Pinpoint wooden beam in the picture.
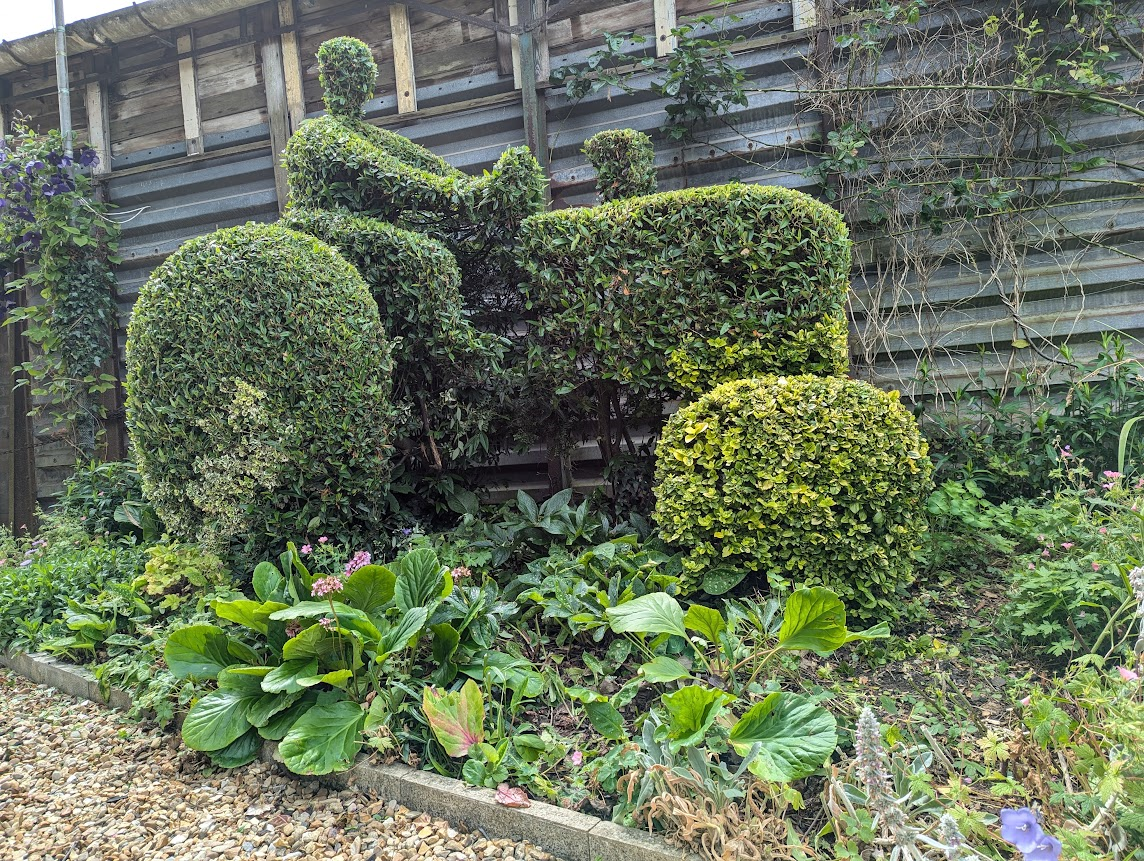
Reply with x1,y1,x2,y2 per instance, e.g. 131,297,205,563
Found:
653,0,677,57
84,85,111,176
277,0,306,134
177,31,204,157
493,0,513,76
509,0,549,89
261,34,291,209
0,77,11,148
390,4,418,114
793,0,817,30
509,0,522,89
517,0,548,172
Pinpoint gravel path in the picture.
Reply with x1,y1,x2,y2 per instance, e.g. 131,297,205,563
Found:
0,670,564,861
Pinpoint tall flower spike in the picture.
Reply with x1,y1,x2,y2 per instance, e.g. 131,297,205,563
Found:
938,813,966,861
853,707,911,839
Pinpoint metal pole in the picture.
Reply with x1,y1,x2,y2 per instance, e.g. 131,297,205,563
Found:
54,0,72,157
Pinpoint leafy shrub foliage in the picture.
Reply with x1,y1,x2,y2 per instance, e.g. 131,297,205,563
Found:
280,208,509,488
125,222,395,551
518,183,852,401
59,459,158,540
653,375,932,618
583,129,657,202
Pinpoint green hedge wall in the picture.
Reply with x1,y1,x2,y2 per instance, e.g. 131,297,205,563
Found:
653,375,932,619
517,183,852,401
125,223,396,551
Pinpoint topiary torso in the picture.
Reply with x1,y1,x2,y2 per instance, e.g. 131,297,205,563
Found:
125,222,396,552
653,375,933,619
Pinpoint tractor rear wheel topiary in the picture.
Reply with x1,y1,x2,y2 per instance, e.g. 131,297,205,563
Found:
125,222,396,553
653,375,933,619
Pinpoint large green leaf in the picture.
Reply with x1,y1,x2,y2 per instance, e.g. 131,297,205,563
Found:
584,701,626,740
269,601,367,623
164,624,238,680
182,686,261,751
258,690,318,740
296,668,354,689
683,604,726,643
423,679,485,757
728,692,838,782
278,699,365,775
394,549,452,612
606,593,687,638
246,689,303,728
662,685,729,747
208,727,263,768
341,564,396,615
262,658,319,694
777,588,849,653
378,607,429,657
252,561,287,603
213,598,289,635
638,656,693,684
282,623,344,662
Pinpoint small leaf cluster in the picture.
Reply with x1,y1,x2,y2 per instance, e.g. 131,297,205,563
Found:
124,223,397,553
582,129,657,202
654,375,933,619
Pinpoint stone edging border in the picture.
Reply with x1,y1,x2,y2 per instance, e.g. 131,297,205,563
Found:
0,651,696,861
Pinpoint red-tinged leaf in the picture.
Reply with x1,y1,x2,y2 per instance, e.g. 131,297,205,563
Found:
495,784,530,808
422,679,485,757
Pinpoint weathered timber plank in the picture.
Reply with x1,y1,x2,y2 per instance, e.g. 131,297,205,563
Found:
391,4,418,113
178,32,205,156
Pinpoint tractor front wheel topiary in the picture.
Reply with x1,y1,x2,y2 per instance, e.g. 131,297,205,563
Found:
653,375,933,620
124,222,396,555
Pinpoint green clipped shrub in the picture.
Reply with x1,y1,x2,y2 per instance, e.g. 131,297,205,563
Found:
317,36,377,118
125,222,396,552
518,183,852,401
285,119,545,250
280,208,509,487
285,38,546,330
653,375,933,619
583,128,657,202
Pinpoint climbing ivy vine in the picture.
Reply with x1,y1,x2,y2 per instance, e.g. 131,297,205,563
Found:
1,119,120,457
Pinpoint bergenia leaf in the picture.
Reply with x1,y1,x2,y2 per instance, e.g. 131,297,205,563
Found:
423,679,485,757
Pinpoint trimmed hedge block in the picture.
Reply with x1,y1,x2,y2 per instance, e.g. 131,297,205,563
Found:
518,183,852,399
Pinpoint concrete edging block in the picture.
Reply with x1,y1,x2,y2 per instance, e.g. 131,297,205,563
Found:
3,650,697,861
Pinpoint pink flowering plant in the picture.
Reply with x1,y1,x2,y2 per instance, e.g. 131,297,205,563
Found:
167,542,456,776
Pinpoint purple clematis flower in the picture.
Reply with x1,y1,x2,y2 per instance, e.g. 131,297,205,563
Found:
1000,808,1043,852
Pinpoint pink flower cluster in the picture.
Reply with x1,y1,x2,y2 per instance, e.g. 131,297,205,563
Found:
344,550,371,577
311,575,345,597
1101,469,1123,490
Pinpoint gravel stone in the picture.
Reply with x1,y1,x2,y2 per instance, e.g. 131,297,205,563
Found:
0,670,564,861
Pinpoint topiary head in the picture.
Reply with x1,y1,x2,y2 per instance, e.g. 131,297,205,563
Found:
318,37,377,118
